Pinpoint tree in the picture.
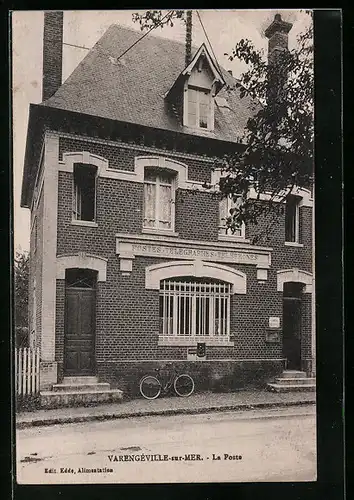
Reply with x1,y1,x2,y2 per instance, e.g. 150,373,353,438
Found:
132,10,314,243
14,250,29,347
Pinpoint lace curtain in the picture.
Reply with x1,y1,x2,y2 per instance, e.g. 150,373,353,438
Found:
159,184,172,229
144,183,156,228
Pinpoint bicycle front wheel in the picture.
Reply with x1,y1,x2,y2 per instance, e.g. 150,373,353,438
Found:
139,375,162,400
174,374,195,397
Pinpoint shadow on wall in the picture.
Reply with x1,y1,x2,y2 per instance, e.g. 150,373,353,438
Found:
113,361,283,399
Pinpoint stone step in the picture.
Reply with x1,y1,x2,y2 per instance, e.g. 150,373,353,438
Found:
41,389,123,409
52,382,111,392
267,383,316,393
61,376,99,385
278,370,307,379
274,377,316,386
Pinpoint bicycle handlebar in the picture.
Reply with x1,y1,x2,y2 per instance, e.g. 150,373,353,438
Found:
155,362,173,372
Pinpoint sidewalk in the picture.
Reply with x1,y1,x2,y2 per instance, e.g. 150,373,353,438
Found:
16,390,316,429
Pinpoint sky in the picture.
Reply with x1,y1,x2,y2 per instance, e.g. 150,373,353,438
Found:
12,9,311,252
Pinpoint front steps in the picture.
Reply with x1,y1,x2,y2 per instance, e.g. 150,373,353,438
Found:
41,376,123,409
267,370,316,393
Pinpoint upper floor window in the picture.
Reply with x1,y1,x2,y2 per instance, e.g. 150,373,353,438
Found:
72,164,97,222
285,195,300,243
143,169,175,231
219,196,246,239
187,87,212,129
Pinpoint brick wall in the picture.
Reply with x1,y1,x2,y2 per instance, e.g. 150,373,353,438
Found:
59,137,212,183
176,190,219,241
57,172,142,256
54,256,287,377
247,205,312,272
54,133,313,386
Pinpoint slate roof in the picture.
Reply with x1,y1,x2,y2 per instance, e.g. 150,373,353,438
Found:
42,24,257,144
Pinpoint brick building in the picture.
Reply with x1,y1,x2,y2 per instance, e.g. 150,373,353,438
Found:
21,12,315,406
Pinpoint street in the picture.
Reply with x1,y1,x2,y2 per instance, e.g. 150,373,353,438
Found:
16,405,317,484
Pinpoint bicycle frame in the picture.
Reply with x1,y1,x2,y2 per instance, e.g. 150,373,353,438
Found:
155,365,177,394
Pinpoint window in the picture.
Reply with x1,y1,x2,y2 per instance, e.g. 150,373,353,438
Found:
72,164,97,222
143,169,175,231
219,196,245,238
187,87,212,129
159,278,231,338
285,195,300,243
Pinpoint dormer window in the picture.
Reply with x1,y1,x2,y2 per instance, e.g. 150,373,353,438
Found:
166,43,225,133
187,87,211,129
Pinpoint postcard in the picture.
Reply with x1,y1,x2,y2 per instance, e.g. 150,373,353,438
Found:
13,9,320,485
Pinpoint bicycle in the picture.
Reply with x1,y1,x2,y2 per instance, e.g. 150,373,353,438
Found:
139,363,195,400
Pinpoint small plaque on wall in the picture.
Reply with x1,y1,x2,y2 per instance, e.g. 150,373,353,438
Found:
269,317,280,328
187,346,205,361
265,329,281,343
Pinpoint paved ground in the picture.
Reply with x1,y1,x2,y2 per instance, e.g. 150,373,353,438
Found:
16,405,317,484
16,390,316,428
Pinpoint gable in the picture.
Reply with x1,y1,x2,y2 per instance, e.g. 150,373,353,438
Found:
188,61,215,89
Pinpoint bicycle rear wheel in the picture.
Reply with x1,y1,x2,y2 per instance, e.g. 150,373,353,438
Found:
174,374,195,397
139,375,162,400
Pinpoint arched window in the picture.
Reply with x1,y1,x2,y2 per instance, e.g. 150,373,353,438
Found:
159,277,231,339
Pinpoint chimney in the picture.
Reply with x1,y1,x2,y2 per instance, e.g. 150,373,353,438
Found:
227,69,233,76
185,10,192,66
264,13,292,65
42,11,63,101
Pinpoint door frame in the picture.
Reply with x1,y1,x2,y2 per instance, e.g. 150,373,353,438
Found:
63,284,97,376
282,294,302,370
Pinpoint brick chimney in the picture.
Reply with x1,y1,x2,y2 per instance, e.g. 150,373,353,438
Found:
185,10,192,66
42,11,63,101
264,13,293,65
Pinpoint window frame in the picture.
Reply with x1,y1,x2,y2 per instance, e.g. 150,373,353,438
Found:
184,85,214,131
143,169,176,233
285,195,301,244
218,195,246,240
72,163,98,225
158,279,232,345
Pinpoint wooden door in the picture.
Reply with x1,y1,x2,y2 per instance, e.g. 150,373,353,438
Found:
64,288,96,375
283,297,302,370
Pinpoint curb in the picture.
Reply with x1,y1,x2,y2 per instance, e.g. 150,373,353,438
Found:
16,399,316,429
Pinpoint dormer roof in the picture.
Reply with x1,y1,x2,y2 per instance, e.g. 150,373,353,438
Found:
181,43,226,92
